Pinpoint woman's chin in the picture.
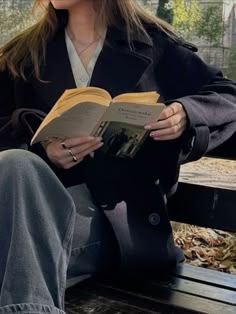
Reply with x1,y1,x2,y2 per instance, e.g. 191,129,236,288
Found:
50,0,85,10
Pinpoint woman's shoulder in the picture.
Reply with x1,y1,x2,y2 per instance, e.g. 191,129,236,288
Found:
144,23,198,53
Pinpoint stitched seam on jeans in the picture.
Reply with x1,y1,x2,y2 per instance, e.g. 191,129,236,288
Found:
0,303,65,314
61,205,76,250
71,240,105,253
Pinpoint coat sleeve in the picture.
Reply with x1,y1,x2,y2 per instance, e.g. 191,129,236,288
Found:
0,69,46,151
0,68,88,187
156,35,236,164
0,68,18,150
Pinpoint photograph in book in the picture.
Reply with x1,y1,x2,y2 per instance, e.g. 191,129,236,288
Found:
94,121,149,158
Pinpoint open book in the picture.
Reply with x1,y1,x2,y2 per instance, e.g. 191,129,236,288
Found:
31,87,165,158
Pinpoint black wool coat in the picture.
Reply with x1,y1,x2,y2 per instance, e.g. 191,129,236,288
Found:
1,25,236,199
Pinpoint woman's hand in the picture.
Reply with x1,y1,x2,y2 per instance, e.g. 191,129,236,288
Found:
42,136,103,169
145,102,187,140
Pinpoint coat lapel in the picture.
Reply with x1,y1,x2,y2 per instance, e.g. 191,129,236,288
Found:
32,30,76,110
32,26,155,108
90,26,154,97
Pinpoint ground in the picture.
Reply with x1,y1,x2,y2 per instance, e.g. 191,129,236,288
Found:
173,157,236,274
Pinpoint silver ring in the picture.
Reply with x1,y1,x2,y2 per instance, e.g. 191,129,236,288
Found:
67,149,77,162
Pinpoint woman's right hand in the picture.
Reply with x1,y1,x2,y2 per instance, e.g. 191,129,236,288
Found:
42,136,103,169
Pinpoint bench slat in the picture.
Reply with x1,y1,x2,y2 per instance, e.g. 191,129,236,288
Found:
66,281,192,314
97,283,236,314
98,275,236,313
65,275,236,314
174,264,236,290
152,277,236,305
168,182,236,232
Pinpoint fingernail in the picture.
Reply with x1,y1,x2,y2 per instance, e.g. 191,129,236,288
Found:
144,125,152,130
95,137,102,142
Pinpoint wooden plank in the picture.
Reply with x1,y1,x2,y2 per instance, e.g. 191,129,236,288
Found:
94,280,236,314
151,277,236,305
168,182,236,232
174,264,236,290
65,278,236,314
65,281,191,314
179,158,236,191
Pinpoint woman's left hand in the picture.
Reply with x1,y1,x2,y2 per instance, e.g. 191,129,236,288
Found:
145,102,187,140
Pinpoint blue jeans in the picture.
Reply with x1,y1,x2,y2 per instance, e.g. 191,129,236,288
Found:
0,149,116,314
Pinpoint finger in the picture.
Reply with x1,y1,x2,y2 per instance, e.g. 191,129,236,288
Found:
51,137,103,168
61,155,83,169
43,140,78,168
70,137,102,155
65,140,103,165
147,102,183,125
147,114,181,130
158,105,176,120
152,130,183,141
43,139,67,163
150,121,187,140
77,141,104,160
64,142,104,169
57,137,101,163
145,107,184,131
62,136,99,148
160,102,183,118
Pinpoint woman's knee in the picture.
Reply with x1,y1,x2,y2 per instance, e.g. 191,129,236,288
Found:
0,148,42,164
0,149,48,174
0,149,76,231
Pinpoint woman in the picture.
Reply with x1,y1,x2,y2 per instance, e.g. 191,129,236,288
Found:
0,0,236,313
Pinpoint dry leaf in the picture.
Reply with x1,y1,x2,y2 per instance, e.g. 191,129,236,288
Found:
172,222,236,274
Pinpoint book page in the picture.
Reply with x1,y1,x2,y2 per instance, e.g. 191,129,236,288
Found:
34,87,111,137
31,101,108,144
113,91,160,104
97,101,165,127
59,87,112,104
31,87,112,144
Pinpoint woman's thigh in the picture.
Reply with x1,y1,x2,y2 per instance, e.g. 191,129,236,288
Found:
66,184,119,287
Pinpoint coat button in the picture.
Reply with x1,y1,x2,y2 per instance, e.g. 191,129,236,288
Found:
148,213,160,226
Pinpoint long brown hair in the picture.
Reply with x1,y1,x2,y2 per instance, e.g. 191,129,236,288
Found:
0,0,175,80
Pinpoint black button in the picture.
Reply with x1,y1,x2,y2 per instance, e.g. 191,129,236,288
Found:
148,213,160,226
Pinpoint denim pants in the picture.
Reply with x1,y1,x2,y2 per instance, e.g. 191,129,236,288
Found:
0,149,117,314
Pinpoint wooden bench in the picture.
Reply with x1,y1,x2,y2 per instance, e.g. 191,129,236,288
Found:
65,133,236,314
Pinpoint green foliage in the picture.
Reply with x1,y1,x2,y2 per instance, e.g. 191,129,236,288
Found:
156,0,174,25
0,0,35,45
196,5,227,47
227,45,236,80
172,0,201,40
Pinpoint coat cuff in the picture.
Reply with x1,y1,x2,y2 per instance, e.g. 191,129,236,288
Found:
178,126,209,164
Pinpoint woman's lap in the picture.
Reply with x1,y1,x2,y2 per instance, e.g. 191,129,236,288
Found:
0,149,118,308
66,184,118,287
